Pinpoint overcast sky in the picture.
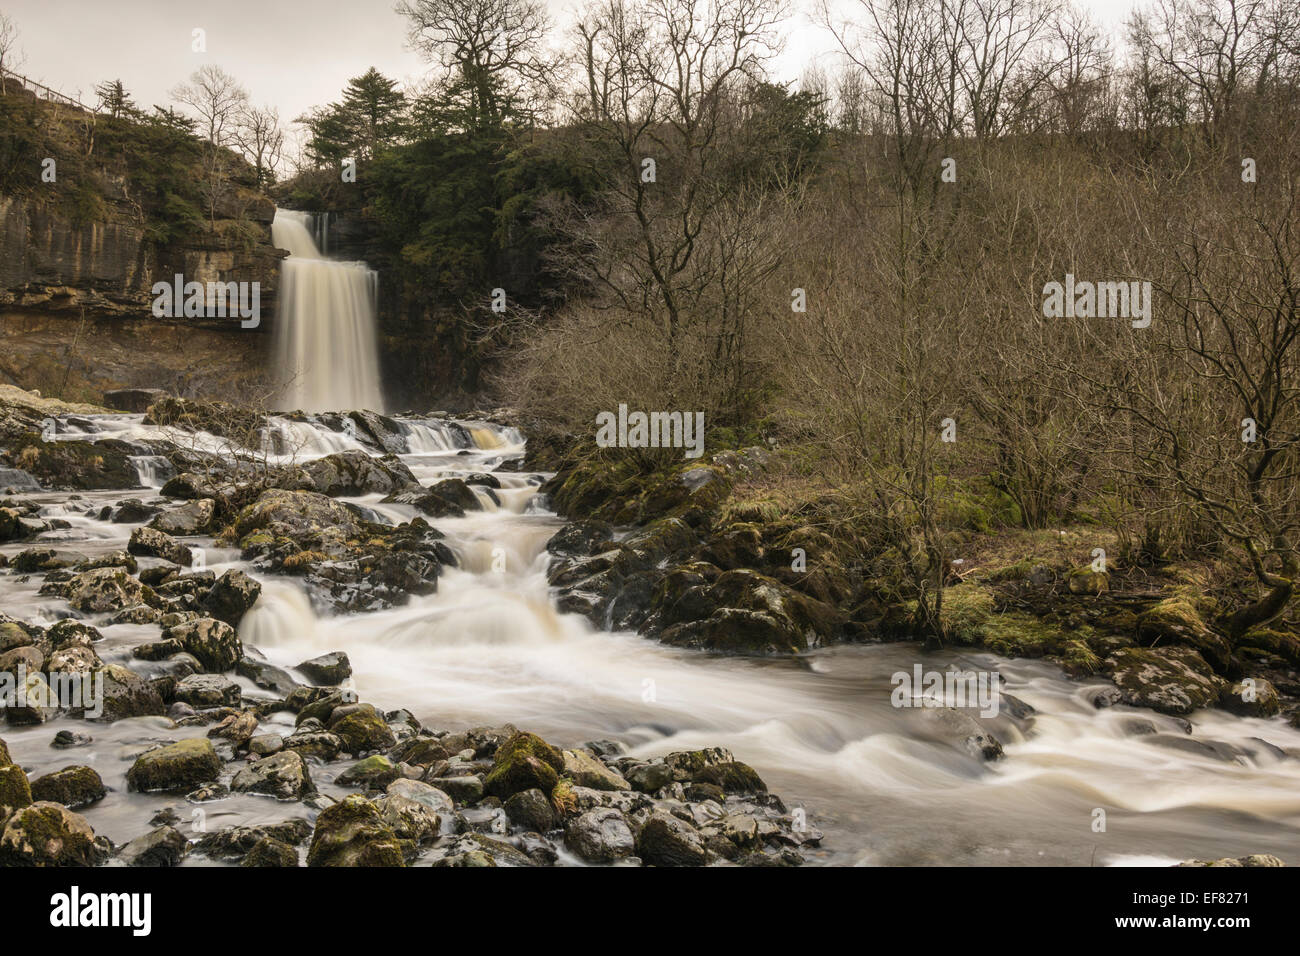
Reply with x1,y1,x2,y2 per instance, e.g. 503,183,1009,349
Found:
4,0,1137,133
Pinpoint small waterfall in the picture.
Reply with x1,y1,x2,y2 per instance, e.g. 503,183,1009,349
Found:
271,209,383,414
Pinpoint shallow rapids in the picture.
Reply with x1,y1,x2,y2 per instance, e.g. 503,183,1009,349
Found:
4,413,1300,865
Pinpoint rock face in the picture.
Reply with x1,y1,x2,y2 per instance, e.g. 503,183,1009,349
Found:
126,738,222,792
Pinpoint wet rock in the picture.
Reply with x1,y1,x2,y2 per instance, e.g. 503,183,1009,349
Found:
625,762,674,794
28,765,106,808
232,750,314,800
427,775,484,804
75,549,139,574
504,788,557,832
194,819,312,861
126,738,222,792
296,651,351,686
283,731,344,761
691,761,769,793
63,566,149,613
0,619,32,653
547,520,614,558
117,825,187,866
200,569,262,627
12,548,89,572
483,731,565,799
248,734,283,756
294,451,416,497
388,736,449,767
236,656,298,696
406,478,482,518
0,763,32,808
50,730,92,749
228,488,363,560
149,498,216,536
0,801,111,865
128,525,193,565
97,664,167,721
307,794,406,867
0,645,44,674
565,807,636,862
563,749,630,791
664,748,734,781
1218,678,1281,718
164,617,242,672
328,706,397,754
242,837,299,867
110,498,162,523
337,755,400,790
386,778,455,815
174,673,241,708
637,811,708,866
375,794,442,846
1104,646,1226,716
917,708,1005,761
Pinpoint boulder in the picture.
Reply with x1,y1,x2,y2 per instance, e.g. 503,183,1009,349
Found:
174,673,241,708
128,525,192,565
637,811,708,866
165,618,242,672
328,707,396,755
126,738,222,792
296,651,352,686
64,566,149,613
1105,646,1226,716
0,802,110,866
232,751,314,800
117,825,187,866
295,451,416,497
483,731,565,799
564,807,635,862
306,794,405,867
0,763,32,808
197,569,261,627
242,837,299,867
96,664,167,721
149,498,216,536
562,749,630,791
337,755,400,790
1218,678,1281,718
28,766,106,808
504,788,557,832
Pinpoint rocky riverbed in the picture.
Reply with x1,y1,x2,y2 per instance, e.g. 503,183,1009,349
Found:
1,386,1299,867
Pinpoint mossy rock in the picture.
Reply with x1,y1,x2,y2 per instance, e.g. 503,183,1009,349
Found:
28,766,106,809
4,431,138,490
328,708,397,755
126,738,222,792
484,731,565,799
0,764,33,809
1136,592,1231,673
691,761,767,794
1104,646,1225,716
0,737,11,766
1066,566,1109,595
306,794,405,867
0,801,110,866
1218,678,1281,718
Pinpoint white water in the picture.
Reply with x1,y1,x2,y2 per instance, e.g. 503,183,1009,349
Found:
4,413,1300,865
271,210,383,414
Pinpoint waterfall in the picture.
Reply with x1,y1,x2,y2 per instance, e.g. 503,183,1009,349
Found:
271,209,383,413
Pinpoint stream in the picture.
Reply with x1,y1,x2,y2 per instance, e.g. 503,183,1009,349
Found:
4,412,1300,866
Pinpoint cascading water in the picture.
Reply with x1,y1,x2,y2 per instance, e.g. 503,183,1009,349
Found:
271,209,384,414
5,411,1300,865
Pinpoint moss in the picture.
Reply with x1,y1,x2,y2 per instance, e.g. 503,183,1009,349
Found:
306,794,405,867
0,765,33,809
484,731,565,799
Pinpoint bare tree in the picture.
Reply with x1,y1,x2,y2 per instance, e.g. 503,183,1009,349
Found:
233,104,285,189
0,11,22,94
170,64,249,146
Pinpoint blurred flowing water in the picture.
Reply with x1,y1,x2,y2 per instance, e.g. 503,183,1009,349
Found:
5,413,1300,866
